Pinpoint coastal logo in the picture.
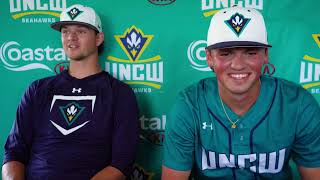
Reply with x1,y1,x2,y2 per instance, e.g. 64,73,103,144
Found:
129,164,154,180
9,0,66,23
106,26,163,93
201,0,264,17
148,0,176,6
0,41,67,72
139,115,166,146
299,34,320,95
187,40,210,71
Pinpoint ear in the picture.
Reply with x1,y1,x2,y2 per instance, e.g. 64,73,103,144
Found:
206,49,215,70
263,48,269,64
96,32,105,47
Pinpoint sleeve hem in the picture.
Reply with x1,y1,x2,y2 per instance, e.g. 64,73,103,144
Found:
110,162,133,177
294,160,320,168
2,158,25,166
163,161,193,171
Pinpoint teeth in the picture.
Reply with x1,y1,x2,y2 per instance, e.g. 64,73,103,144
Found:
230,74,248,79
68,45,76,48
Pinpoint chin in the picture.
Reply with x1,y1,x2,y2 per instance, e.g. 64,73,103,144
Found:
225,83,252,94
230,89,250,95
68,55,85,61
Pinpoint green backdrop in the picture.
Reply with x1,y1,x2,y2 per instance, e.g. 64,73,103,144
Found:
1,0,319,179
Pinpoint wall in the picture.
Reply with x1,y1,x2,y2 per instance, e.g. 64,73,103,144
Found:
1,0,319,179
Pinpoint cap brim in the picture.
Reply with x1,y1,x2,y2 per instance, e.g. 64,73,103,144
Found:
206,41,272,50
51,21,99,32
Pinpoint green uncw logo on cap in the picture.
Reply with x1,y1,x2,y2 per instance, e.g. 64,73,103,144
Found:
225,13,251,37
67,7,83,20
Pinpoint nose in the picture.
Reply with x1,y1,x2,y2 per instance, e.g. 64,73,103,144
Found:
230,53,245,70
67,31,78,41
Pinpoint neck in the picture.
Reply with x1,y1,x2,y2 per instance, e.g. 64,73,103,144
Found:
68,54,101,79
219,80,261,116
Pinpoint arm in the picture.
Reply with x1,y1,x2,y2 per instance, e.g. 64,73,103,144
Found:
2,161,25,180
3,83,37,180
92,81,139,178
162,92,195,179
162,165,190,180
298,166,320,180
91,166,125,180
292,91,320,177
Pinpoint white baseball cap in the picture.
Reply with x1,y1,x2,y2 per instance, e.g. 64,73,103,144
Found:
206,6,271,49
51,4,102,33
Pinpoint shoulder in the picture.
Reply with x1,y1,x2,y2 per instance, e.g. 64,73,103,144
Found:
102,71,134,94
178,77,216,102
171,77,217,117
100,72,137,105
18,73,61,106
264,76,314,100
262,76,318,109
25,73,61,95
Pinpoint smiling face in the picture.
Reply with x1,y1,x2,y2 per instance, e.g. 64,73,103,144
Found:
206,47,268,97
61,24,103,61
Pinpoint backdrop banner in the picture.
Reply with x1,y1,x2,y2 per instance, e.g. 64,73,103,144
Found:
1,0,319,179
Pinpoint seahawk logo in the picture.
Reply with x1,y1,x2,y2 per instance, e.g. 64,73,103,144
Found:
50,95,96,136
106,26,163,90
116,26,151,61
299,34,320,94
59,102,85,126
129,164,154,180
67,7,83,20
225,13,250,37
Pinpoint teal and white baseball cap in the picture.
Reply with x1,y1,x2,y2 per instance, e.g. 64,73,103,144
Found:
51,4,102,33
206,6,271,49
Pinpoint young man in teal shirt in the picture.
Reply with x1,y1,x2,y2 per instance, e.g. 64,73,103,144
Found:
163,6,320,179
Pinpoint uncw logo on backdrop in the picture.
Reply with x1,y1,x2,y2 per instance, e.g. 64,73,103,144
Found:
201,0,263,17
106,26,163,93
9,0,66,23
300,34,320,95
129,164,154,180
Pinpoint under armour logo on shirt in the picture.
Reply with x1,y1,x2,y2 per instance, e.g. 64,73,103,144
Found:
202,122,213,130
72,88,82,93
